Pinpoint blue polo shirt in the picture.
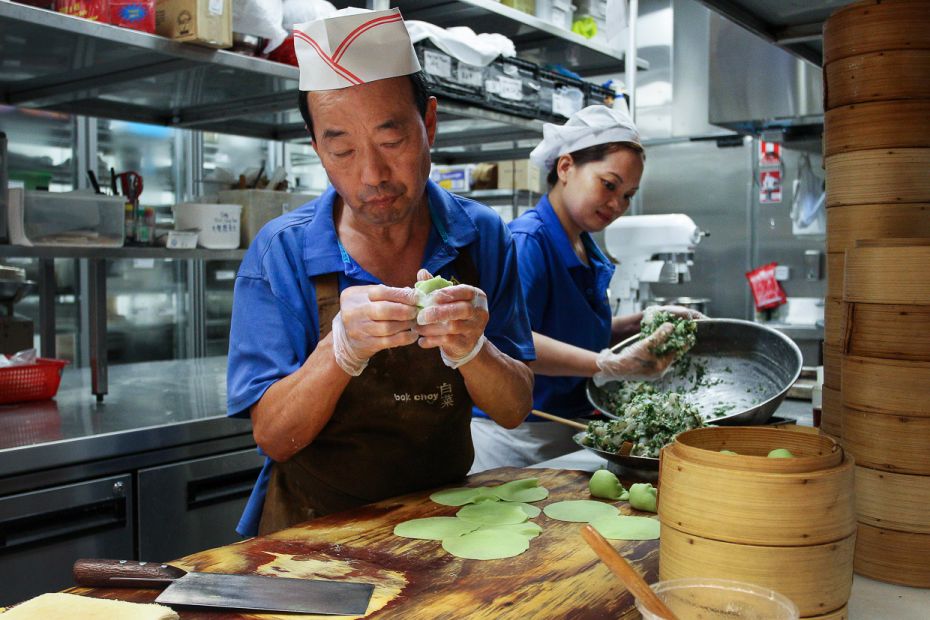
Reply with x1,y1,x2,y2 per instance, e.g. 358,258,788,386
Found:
508,195,615,419
227,180,535,536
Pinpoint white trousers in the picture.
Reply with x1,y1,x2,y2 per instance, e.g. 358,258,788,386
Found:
469,417,580,474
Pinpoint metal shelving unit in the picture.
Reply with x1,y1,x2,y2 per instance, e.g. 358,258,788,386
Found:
0,1,644,143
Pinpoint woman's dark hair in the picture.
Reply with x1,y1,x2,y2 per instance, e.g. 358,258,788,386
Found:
297,71,432,141
546,141,646,186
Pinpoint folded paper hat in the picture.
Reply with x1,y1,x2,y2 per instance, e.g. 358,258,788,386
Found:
529,104,641,172
294,7,421,92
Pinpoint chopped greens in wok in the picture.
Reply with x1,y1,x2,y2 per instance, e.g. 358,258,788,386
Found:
582,392,704,458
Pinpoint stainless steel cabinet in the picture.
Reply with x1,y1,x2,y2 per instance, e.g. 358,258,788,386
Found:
0,474,133,606
138,448,264,561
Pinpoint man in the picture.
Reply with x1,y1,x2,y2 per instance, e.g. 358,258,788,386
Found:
227,7,535,537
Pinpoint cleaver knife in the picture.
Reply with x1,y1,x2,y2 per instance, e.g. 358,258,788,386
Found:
73,558,374,615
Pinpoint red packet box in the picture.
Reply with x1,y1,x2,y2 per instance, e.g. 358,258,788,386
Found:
110,0,155,32
56,0,107,21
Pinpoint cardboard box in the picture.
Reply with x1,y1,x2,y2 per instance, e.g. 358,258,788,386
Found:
156,0,232,48
498,160,545,193
217,189,318,247
430,166,472,193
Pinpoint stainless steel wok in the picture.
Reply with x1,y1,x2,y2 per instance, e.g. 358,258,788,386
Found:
586,319,803,426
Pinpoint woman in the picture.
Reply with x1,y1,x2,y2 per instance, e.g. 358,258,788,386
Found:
470,105,703,472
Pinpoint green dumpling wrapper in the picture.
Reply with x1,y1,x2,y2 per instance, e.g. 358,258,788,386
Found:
628,483,658,513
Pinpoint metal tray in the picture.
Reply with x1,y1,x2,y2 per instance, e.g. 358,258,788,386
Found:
587,319,803,426
572,431,659,483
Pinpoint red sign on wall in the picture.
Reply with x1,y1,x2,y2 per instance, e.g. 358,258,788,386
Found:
760,169,782,204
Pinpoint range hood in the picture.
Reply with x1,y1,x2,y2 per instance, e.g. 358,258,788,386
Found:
708,13,823,137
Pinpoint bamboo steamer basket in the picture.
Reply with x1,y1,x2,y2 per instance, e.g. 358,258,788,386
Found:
823,0,930,65
824,101,930,157
855,466,930,534
659,446,854,546
821,386,843,438
854,522,930,587
826,203,930,254
826,252,844,300
823,343,842,390
824,51,930,109
825,149,930,207
843,407,930,474
845,303,930,361
844,242,930,304
669,426,843,474
808,605,848,620
660,525,855,617
842,355,930,415
824,297,845,347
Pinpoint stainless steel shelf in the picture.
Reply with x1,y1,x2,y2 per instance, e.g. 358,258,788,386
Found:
0,244,246,261
695,0,857,66
1,2,636,143
393,0,648,74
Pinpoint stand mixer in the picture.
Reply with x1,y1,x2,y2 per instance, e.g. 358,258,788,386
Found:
604,214,706,316
0,265,35,356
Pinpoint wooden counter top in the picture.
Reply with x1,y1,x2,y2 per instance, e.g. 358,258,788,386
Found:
64,467,656,619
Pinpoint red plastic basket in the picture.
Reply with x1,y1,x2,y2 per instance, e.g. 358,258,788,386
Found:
0,358,70,405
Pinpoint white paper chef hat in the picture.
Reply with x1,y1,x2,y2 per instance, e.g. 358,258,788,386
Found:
529,104,641,171
294,7,421,92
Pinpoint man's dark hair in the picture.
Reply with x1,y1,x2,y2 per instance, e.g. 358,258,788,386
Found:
546,141,646,186
297,71,432,142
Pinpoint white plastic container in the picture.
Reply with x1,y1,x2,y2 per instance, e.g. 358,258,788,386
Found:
172,203,242,249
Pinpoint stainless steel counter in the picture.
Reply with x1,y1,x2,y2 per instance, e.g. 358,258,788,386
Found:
0,357,253,486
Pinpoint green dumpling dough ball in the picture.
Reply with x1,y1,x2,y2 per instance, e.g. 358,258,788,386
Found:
719,449,739,456
628,483,658,513
589,469,626,501
767,448,795,459
415,276,454,309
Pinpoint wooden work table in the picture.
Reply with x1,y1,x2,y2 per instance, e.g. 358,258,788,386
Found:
62,467,655,619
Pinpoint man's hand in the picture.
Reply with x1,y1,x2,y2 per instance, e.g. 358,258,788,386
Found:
414,269,489,365
332,285,419,375
592,323,677,387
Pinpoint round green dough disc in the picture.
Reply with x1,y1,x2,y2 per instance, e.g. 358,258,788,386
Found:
393,517,480,540
492,478,550,503
511,502,542,518
543,500,618,523
477,521,543,539
442,529,530,560
589,515,660,541
430,487,498,506
457,502,529,525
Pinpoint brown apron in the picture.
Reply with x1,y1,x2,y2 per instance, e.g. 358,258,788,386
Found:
258,251,479,535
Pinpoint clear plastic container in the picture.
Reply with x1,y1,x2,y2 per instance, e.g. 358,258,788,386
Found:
635,578,799,620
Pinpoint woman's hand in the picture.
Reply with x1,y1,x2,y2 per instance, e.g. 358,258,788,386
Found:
592,323,677,386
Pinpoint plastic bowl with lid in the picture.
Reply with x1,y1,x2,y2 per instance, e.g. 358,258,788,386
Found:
635,578,799,620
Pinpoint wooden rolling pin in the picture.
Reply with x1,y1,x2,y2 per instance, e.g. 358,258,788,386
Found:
532,409,588,430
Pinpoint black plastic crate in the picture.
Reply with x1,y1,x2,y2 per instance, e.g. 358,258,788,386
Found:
483,56,541,118
537,68,585,120
415,41,487,99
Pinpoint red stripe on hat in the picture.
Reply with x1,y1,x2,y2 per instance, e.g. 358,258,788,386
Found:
332,13,404,64
293,30,362,86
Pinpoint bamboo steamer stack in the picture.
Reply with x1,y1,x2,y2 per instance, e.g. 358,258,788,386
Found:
842,239,930,587
821,0,930,441
823,0,930,588
658,427,855,619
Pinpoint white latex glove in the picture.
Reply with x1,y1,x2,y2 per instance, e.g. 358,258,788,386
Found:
644,304,707,321
593,323,677,387
414,269,489,369
331,285,419,376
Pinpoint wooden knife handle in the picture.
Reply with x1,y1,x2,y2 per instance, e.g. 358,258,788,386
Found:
73,559,186,589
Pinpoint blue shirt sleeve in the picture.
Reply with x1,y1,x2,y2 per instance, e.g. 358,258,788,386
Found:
510,230,552,332
226,245,320,418
476,218,536,363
